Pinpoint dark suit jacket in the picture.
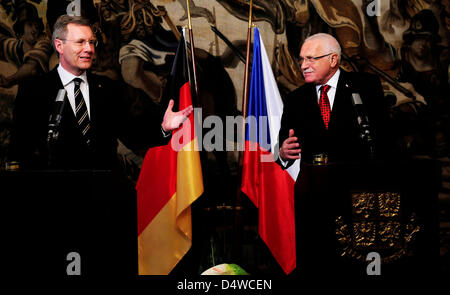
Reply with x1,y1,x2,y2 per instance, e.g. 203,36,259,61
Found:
9,68,167,170
278,69,390,165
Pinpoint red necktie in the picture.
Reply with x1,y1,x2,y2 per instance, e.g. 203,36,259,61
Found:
319,84,331,129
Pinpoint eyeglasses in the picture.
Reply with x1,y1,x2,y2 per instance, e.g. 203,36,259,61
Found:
298,53,333,64
59,38,98,47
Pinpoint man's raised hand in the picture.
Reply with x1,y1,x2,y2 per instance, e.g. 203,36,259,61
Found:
161,99,193,132
279,129,301,161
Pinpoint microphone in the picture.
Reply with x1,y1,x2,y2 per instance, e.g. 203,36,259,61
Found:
351,93,371,132
346,83,375,159
47,89,67,143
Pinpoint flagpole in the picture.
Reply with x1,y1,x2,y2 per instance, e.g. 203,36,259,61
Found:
186,0,199,102
237,0,253,169
237,1,253,181
241,0,253,132
233,0,253,262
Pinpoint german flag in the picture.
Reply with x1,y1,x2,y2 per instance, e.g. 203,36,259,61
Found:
136,36,204,275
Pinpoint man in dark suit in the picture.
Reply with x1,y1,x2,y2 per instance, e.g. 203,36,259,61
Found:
5,15,193,277
278,33,389,166
277,33,391,276
9,15,192,170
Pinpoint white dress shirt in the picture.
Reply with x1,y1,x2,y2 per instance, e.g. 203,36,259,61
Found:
315,68,340,109
57,65,91,118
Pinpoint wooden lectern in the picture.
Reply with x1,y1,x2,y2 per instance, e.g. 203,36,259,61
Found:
293,159,441,277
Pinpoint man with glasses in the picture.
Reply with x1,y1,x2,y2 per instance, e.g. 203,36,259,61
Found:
278,33,392,276
9,15,192,170
6,15,195,276
278,33,390,166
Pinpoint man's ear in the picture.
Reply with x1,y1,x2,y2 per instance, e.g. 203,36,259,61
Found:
330,53,339,68
54,39,63,55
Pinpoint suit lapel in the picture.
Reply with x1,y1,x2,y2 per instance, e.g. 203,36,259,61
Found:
48,68,77,125
328,70,351,131
86,72,101,139
87,72,96,125
306,82,328,132
48,69,65,103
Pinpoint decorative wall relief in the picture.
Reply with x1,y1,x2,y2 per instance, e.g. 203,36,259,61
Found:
0,0,449,171
336,191,421,264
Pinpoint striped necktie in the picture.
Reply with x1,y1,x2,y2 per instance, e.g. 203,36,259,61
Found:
73,78,91,145
319,84,331,129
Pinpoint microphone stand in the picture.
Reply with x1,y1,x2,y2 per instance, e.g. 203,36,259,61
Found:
348,89,376,161
47,129,57,167
47,90,67,167
364,132,376,161
47,122,59,168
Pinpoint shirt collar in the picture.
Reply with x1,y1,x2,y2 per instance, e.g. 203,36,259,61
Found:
316,68,340,91
57,64,88,87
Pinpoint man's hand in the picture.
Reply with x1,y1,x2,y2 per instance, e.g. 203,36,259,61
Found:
161,99,194,132
279,129,301,161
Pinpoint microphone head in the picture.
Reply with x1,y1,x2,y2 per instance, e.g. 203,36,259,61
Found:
351,93,363,105
55,89,66,102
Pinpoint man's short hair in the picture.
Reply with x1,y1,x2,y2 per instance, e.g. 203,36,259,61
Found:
304,33,342,62
52,15,92,51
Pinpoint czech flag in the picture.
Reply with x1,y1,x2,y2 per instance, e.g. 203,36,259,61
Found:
241,28,300,274
136,35,204,275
